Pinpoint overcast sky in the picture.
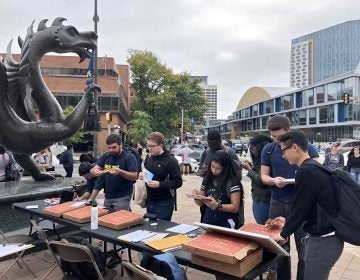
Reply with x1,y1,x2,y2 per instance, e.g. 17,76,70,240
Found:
1,0,360,118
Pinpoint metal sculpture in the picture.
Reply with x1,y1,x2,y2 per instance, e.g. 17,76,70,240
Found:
0,17,99,181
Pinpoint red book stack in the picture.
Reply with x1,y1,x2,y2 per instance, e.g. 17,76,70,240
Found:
98,210,144,230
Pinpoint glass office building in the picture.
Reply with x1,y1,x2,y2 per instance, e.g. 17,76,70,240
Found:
290,20,360,88
209,71,360,142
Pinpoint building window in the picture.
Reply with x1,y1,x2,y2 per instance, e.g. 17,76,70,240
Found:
326,83,339,101
281,95,293,110
315,86,325,104
309,108,316,124
265,100,273,114
299,110,307,125
319,105,334,124
303,89,314,106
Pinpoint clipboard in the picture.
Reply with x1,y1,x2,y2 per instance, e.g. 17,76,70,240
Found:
186,194,212,200
194,222,289,256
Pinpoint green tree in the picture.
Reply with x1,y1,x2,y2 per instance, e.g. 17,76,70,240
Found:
127,50,207,136
63,106,88,144
127,110,152,144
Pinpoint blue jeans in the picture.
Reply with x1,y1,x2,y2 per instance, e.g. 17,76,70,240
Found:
350,167,360,184
252,194,270,225
146,198,175,221
269,198,306,280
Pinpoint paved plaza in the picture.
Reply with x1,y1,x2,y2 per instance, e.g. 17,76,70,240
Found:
1,171,360,279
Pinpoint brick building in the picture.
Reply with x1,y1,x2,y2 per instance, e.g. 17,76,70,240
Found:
4,53,133,153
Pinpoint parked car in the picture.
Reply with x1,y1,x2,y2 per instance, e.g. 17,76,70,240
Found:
230,139,244,154
324,140,360,154
170,144,204,162
230,139,248,154
174,156,199,173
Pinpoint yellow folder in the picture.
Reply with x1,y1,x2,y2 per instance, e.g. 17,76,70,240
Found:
144,234,191,252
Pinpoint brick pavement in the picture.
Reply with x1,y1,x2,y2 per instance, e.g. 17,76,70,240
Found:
1,174,360,279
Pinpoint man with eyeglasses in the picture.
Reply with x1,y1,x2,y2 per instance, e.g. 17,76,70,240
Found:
90,134,138,211
139,132,182,221
260,115,318,280
272,129,343,280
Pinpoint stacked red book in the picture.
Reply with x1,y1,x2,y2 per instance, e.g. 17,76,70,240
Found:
43,201,86,217
182,232,258,264
98,210,144,230
62,206,109,223
240,223,282,236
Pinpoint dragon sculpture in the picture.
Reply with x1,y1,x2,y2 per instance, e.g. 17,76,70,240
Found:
0,17,99,181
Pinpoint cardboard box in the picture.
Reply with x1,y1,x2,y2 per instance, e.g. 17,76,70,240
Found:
98,210,144,230
62,206,109,223
43,201,86,217
191,248,263,278
182,232,262,277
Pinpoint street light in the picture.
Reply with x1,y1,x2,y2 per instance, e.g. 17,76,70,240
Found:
92,0,100,157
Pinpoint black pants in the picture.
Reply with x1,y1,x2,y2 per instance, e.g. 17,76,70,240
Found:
64,166,73,177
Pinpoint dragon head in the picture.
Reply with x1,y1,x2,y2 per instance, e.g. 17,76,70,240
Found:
21,17,97,62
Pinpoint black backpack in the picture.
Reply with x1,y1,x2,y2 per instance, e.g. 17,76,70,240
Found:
60,236,106,279
123,145,141,173
306,161,360,245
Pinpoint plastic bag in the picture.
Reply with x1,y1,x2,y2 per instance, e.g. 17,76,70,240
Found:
52,154,60,167
134,179,147,208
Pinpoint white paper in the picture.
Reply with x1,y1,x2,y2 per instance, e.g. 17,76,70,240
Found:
142,232,169,242
284,178,295,183
71,202,85,207
166,224,199,234
26,205,39,209
0,244,34,258
117,230,156,242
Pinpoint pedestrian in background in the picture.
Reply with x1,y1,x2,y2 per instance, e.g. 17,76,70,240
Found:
62,144,74,177
0,146,10,182
347,146,360,184
34,150,50,172
242,135,272,225
323,142,344,171
193,151,243,229
178,142,193,176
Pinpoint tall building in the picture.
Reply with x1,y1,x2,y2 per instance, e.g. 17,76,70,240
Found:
290,20,360,88
190,76,218,122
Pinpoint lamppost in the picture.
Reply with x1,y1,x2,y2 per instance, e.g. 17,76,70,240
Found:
93,0,100,157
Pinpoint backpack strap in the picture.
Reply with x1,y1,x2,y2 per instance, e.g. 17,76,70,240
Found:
267,142,277,157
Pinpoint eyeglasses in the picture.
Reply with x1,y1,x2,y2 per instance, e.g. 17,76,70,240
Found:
281,145,291,154
146,144,159,148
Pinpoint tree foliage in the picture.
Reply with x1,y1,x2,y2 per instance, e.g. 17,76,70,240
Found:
127,110,152,144
63,106,87,144
127,49,208,136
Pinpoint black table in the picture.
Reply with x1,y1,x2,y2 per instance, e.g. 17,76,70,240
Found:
80,221,278,280
13,200,279,279
12,200,90,238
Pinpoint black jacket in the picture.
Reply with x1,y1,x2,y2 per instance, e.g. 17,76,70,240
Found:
144,151,182,200
281,158,336,238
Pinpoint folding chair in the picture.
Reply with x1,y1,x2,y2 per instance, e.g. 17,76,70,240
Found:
121,260,166,280
0,228,37,279
48,240,117,280
30,219,58,280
